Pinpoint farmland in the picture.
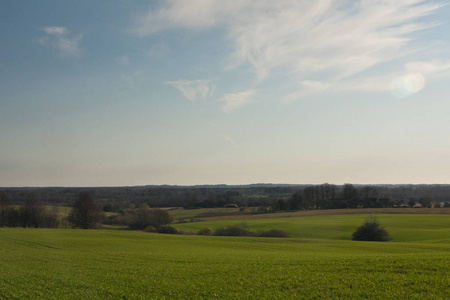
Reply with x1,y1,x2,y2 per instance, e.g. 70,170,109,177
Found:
173,213,450,242
1,212,449,299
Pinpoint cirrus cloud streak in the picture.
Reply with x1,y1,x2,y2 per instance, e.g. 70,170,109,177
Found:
137,1,445,81
37,26,83,57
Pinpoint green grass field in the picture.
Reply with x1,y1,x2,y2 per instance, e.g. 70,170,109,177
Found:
173,214,450,242
0,213,449,299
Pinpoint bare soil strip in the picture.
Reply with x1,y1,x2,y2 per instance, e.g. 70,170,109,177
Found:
194,208,450,221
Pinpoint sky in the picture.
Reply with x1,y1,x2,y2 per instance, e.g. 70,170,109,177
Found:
1,0,450,187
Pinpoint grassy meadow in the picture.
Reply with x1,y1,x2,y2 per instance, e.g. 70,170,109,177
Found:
0,213,449,299
173,213,450,242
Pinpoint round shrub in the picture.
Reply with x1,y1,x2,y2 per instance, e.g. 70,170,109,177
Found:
352,217,391,241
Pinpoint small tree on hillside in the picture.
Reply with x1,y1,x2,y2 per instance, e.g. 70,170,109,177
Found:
128,207,172,230
68,192,102,229
352,217,391,242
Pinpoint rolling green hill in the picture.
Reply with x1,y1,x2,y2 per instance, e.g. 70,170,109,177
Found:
0,213,449,299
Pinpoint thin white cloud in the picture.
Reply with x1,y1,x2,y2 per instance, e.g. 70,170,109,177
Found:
165,79,215,102
137,1,448,100
42,26,67,35
135,0,241,35
222,89,254,113
38,26,83,57
137,1,443,77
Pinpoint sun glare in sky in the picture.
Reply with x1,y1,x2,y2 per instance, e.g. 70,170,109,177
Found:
391,72,426,98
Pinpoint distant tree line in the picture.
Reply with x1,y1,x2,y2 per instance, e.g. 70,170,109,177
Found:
272,184,449,211
274,184,394,211
1,184,448,230
1,184,449,212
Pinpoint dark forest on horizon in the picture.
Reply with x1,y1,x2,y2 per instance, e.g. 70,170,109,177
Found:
1,184,450,211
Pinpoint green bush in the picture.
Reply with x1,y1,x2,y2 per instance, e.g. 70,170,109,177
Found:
128,208,173,230
156,225,177,234
214,223,256,237
143,225,157,233
352,217,391,241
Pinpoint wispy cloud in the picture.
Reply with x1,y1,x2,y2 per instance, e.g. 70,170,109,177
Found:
42,26,67,35
165,79,215,102
37,26,83,57
222,89,254,113
137,1,448,100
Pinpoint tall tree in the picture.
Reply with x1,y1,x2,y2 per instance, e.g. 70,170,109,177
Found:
69,193,102,229
19,193,44,228
342,184,360,208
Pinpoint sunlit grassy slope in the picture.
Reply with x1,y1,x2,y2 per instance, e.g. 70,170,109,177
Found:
0,214,449,299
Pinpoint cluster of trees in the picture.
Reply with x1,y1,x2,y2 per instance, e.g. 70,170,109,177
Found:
0,192,59,228
274,184,394,211
67,193,173,230
0,191,174,231
103,203,172,231
68,192,102,229
272,184,448,212
0,191,103,229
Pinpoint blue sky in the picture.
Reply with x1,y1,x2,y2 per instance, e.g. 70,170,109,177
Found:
2,0,450,187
